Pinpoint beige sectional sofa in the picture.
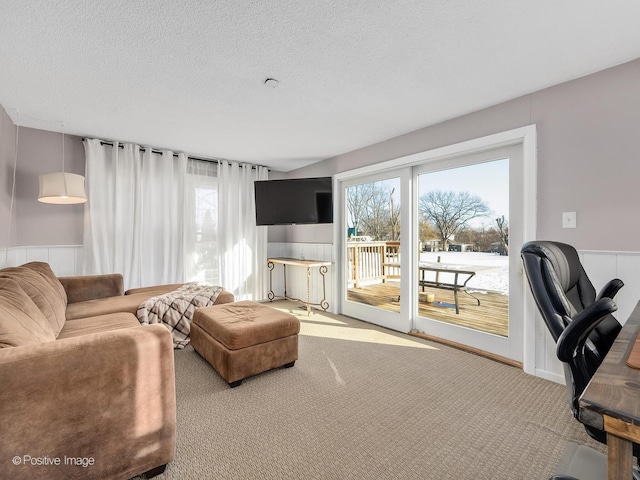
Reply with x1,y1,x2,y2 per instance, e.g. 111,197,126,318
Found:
0,262,233,480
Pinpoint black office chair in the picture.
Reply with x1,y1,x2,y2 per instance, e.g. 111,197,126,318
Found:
520,241,639,479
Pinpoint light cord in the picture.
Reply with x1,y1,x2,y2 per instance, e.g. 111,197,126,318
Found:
5,110,20,267
61,121,65,172
61,121,68,196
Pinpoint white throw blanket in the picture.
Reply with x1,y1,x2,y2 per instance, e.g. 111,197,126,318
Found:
137,283,223,349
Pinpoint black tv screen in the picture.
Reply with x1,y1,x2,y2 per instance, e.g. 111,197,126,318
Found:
254,177,333,225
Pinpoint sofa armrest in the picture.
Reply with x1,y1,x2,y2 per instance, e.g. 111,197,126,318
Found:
0,324,176,480
216,289,235,305
58,274,124,303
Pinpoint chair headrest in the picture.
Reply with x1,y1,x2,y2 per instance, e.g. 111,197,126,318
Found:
521,241,582,293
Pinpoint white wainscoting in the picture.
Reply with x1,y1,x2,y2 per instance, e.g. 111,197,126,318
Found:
267,245,640,384
4,243,634,385
266,243,335,312
1,245,83,276
2,243,335,306
533,250,640,384
579,251,640,325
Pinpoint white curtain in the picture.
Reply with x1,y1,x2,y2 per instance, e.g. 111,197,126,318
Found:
83,139,187,289
217,161,268,300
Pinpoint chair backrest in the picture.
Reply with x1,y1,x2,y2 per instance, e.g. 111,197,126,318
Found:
520,241,621,367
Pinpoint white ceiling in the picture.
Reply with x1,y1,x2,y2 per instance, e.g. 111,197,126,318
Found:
2,1,640,172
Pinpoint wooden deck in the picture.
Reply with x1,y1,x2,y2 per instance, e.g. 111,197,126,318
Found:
347,282,509,337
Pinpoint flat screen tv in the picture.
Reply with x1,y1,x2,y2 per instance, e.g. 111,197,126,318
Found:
254,177,333,225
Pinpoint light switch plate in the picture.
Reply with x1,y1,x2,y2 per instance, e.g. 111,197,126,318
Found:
562,212,577,229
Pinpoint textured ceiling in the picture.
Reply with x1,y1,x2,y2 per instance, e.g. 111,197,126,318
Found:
2,1,640,172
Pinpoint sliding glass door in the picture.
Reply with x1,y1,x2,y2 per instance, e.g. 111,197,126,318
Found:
413,145,523,361
341,170,412,332
337,142,527,363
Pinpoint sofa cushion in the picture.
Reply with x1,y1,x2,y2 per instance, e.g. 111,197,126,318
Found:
22,262,68,306
130,286,235,306
125,285,235,306
66,288,234,321
125,284,183,296
65,292,160,320
0,278,56,347
0,265,67,336
57,313,140,340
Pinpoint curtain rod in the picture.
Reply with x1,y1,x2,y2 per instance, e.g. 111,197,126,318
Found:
81,138,269,171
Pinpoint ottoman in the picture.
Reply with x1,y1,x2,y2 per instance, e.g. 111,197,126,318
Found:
191,301,300,387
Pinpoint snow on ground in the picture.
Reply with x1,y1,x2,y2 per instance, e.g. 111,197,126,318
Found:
419,251,509,295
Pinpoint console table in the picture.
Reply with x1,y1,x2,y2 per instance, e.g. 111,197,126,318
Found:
267,257,332,315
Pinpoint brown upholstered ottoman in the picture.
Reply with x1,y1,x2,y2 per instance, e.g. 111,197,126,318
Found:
191,300,300,387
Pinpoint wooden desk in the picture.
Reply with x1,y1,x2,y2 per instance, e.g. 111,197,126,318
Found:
579,301,640,479
267,257,332,315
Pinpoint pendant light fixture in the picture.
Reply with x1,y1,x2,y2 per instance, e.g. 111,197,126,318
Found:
38,121,87,204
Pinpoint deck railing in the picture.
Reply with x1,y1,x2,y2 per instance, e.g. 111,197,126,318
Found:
347,241,400,287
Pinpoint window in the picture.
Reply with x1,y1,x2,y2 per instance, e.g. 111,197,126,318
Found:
185,160,219,284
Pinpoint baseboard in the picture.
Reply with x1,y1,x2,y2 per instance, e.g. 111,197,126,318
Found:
533,368,565,384
408,331,523,369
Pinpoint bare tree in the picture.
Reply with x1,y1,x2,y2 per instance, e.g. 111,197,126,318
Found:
418,190,490,251
495,215,509,255
347,183,375,236
387,187,400,241
346,182,400,241
456,225,501,252
360,184,393,240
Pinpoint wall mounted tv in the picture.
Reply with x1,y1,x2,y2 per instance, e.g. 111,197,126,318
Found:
254,177,333,226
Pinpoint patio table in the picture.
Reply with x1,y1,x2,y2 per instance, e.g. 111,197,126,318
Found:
383,261,490,314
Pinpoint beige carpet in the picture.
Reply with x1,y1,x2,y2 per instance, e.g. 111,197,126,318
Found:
149,300,598,480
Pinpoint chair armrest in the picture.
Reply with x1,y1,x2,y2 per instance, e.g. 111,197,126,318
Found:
557,297,617,362
596,278,624,302
557,298,617,412
0,325,176,480
58,273,124,303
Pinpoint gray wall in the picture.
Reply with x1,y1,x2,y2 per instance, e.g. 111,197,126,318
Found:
0,106,85,247
15,127,85,246
285,57,640,251
1,106,17,250
4,56,640,251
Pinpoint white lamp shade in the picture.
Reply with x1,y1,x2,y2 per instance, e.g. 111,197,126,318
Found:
38,172,87,204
